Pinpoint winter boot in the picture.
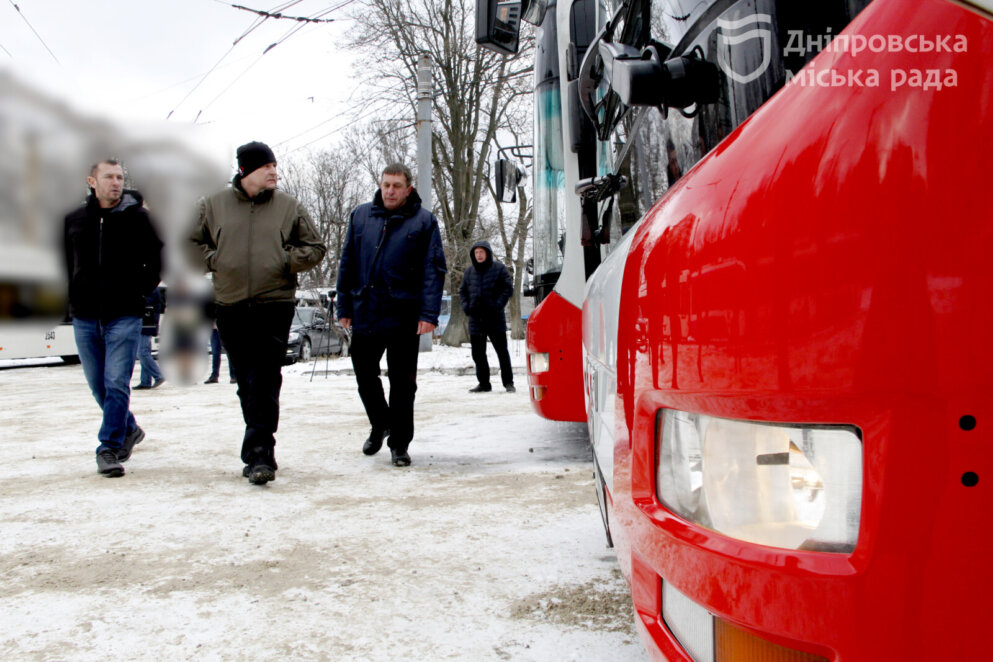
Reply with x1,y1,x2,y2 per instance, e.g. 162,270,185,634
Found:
390,447,411,467
246,446,277,485
468,384,492,393
363,428,389,456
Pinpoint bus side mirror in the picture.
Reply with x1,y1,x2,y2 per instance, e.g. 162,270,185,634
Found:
476,0,526,55
494,158,524,203
602,42,719,110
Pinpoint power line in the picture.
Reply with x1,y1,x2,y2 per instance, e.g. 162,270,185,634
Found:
168,0,306,119
5,0,59,64
134,53,258,102
0,40,12,58
225,2,337,23
195,2,349,118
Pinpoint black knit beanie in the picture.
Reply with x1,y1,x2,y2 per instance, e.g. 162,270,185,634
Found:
236,141,276,177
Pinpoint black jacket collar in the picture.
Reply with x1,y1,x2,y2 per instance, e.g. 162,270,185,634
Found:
373,187,422,218
85,189,143,215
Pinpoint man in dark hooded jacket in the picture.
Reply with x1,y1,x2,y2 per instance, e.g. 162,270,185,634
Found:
459,240,515,393
336,163,447,467
64,159,163,477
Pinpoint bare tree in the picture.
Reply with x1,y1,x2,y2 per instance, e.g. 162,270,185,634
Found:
346,0,532,345
343,122,414,192
279,145,365,289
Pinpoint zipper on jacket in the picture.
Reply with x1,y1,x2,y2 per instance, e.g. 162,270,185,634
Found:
98,215,105,318
247,200,255,299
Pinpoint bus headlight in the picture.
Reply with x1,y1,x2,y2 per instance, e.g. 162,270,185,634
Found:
657,410,862,553
529,352,550,374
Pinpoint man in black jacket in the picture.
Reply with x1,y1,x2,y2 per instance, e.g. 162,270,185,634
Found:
64,159,163,477
336,163,447,467
459,240,515,393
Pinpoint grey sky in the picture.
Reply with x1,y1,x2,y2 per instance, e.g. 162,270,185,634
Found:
1,0,356,160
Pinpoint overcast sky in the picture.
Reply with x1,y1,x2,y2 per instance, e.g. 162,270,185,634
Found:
1,0,358,165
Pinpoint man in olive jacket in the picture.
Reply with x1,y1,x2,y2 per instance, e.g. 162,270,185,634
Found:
459,240,515,393
189,141,326,485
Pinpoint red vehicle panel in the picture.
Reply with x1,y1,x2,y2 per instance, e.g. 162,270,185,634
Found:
609,1,993,659
526,290,586,422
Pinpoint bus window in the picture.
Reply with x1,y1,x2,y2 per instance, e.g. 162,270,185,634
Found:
596,0,873,236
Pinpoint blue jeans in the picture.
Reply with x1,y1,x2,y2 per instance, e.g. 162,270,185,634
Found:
137,334,163,386
73,316,141,454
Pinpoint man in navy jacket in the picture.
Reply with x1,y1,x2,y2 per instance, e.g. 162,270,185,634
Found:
336,163,447,467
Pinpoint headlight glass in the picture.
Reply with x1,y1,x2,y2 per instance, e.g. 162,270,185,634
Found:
287,332,300,343
657,410,862,553
529,352,549,374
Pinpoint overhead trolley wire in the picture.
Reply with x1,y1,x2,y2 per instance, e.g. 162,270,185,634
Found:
5,0,59,64
195,2,351,119
168,0,306,119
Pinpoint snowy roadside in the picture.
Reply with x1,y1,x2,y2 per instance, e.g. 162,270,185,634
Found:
0,344,650,661
286,337,531,377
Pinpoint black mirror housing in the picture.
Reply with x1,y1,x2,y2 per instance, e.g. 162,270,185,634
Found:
476,0,525,55
494,158,524,203
605,43,720,110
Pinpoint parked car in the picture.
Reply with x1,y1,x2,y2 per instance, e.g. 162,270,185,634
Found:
286,306,349,363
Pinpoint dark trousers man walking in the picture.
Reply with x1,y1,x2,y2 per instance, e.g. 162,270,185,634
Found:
215,301,295,470
350,331,420,454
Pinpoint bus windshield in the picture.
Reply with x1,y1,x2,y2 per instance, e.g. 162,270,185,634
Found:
598,0,872,231
531,9,567,296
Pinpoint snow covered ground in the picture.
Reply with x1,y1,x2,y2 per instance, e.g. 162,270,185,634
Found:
0,340,650,661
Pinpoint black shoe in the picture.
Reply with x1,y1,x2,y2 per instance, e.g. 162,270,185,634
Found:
242,465,251,478
96,450,124,477
204,375,219,384
133,383,152,390
468,384,492,393
248,464,276,485
117,426,145,463
390,448,411,467
151,378,166,389
505,384,516,393
363,428,389,456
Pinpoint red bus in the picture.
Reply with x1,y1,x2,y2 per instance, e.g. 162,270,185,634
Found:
481,0,993,659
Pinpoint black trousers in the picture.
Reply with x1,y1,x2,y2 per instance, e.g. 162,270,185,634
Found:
471,329,514,388
350,330,420,451
216,301,294,466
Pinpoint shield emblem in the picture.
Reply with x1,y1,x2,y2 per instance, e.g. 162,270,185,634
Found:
716,13,773,84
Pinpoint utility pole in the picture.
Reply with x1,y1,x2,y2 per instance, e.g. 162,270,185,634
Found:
416,52,435,352
416,52,433,210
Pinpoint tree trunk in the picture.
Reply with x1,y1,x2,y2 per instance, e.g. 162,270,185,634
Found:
442,290,469,346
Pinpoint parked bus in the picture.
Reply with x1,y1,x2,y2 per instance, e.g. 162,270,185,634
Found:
0,241,77,363
480,0,993,659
